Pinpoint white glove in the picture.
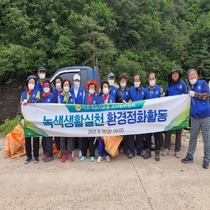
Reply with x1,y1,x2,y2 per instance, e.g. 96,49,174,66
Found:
189,90,195,97
22,99,28,105
122,100,126,104
21,119,25,127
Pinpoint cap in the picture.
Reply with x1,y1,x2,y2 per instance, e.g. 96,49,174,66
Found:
73,74,80,80
170,67,181,74
26,75,37,86
108,72,115,78
38,66,46,72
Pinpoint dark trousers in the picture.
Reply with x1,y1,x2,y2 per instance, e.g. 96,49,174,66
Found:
25,137,39,158
55,137,60,151
145,132,163,151
42,137,53,157
128,134,144,155
81,137,95,157
122,135,129,152
60,137,73,154
164,129,182,152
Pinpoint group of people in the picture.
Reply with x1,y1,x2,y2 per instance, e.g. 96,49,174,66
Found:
20,66,210,169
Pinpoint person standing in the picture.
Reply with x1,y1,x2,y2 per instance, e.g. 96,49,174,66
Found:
181,69,210,169
162,67,187,158
35,66,47,95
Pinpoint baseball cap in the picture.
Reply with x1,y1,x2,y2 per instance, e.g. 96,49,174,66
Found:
73,74,80,80
108,72,115,78
38,66,46,72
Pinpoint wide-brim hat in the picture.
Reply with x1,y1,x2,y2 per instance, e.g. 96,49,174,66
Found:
86,80,98,90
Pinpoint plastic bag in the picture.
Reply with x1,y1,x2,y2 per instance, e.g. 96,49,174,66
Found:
5,124,26,158
101,136,123,157
53,143,57,155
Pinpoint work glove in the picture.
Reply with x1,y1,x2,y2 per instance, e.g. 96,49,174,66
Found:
21,119,25,127
189,90,195,97
22,99,28,105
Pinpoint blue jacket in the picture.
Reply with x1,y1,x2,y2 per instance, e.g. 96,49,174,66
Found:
84,93,98,104
144,85,162,99
21,89,40,103
117,87,130,102
189,80,210,118
59,93,75,104
41,93,55,103
97,94,115,104
53,89,62,103
35,81,44,96
129,86,145,101
70,87,85,104
166,80,187,96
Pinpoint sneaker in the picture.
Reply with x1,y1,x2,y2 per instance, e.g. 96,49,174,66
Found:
90,156,95,162
33,157,39,163
105,155,110,162
57,150,62,159
137,151,145,157
162,148,170,156
80,156,86,161
203,161,209,169
61,154,66,162
68,153,74,161
175,152,181,158
79,150,82,158
128,153,134,159
144,150,151,159
25,157,32,164
181,155,193,164
43,155,54,162
97,156,104,163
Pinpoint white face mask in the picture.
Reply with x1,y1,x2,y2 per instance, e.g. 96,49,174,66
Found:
134,82,140,88
103,88,109,94
56,83,61,90
43,87,50,93
74,81,80,88
189,79,197,85
120,83,126,88
28,84,35,90
108,80,114,86
89,89,95,95
39,73,45,79
64,87,69,92
149,80,156,87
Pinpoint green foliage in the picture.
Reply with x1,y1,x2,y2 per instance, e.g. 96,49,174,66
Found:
0,116,20,136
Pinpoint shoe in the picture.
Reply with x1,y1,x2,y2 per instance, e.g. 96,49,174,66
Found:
203,161,209,169
162,148,170,156
43,155,54,162
181,155,193,163
105,156,110,162
97,156,104,163
144,150,151,159
128,153,134,159
175,152,181,158
90,156,95,162
57,150,62,159
123,149,129,156
155,150,160,161
79,150,82,158
137,151,145,157
61,153,66,162
25,157,32,164
68,153,74,161
80,156,86,161
33,157,39,163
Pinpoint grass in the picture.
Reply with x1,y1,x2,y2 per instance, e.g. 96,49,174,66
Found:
0,116,20,136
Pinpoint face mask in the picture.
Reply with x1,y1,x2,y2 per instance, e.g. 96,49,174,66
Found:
89,89,95,94
120,83,126,88
43,87,50,93
56,83,61,90
149,80,156,87
189,79,197,85
28,84,35,90
103,88,109,94
108,80,114,86
64,87,69,92
134,82,140,88
74,81,80,88
39,73,45,79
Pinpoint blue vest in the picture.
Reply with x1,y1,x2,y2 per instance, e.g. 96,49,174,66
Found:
117,87,130,101
97,94,115,104
144,85,162,99
109,86,117,101
70,87,84,104
129,86,145,101
59,94,75,104
53,89,62,103
166,80,186,96
35,81,43,96
41,93,55,103
83,93,98,104
189,80,210,118
21,89,40,102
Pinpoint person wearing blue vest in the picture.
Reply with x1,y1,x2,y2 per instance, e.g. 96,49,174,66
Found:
52,76,63,159
70,74,85,158
35,66,46,96
162,67,187,158
40,80,56,162
128,73,145,159
97,81,115,163
58,79,75,162
80,80,98,162
20,75,40,164
144,72,163,161
182,69,210,169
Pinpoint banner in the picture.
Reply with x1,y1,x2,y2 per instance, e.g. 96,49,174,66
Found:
22,95,190,137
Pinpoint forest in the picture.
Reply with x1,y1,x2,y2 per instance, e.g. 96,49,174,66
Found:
0,0,210,88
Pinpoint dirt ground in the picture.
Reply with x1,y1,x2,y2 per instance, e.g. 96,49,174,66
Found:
0,133,210,210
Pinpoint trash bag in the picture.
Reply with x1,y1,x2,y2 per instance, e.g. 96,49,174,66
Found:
53,143,57,155
5,124,26,158
101,136,123,157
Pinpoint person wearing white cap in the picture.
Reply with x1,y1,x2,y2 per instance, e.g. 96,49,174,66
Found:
70,73,85,158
